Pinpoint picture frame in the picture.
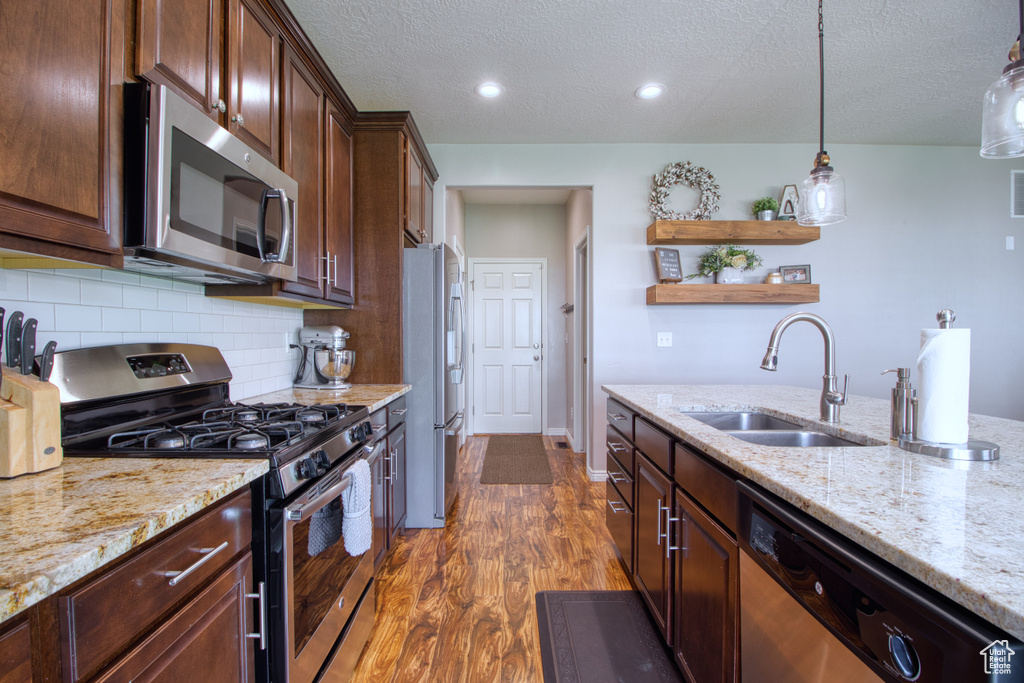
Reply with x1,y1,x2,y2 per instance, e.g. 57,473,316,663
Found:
653,247,683,283
778,185,799,220
779,264,811,284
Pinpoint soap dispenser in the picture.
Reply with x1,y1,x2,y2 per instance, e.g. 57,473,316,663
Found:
881,368,915,440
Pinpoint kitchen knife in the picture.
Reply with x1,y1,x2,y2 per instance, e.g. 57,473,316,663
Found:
39,341,56,382
5,311,23,370
20,318,36,376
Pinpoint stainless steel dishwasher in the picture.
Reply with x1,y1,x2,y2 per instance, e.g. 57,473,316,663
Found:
737,482,1022,683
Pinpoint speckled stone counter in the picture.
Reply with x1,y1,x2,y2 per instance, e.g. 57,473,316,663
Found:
603,384,1024,641
248,384,410,413
0,457,268,623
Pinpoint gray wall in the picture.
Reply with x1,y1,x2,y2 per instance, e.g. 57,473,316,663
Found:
564,190,592,449
429,142,1024,476
465,203,568,433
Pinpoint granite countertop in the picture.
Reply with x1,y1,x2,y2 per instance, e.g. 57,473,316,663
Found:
603,384,1024,641
248,384,410,413
0,457,268,624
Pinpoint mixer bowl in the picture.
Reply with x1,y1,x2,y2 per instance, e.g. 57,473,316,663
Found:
313,348,354,386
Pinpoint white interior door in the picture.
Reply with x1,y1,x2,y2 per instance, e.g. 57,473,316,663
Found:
471,260,544,433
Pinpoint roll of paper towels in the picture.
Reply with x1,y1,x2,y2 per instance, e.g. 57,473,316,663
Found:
917,328,970,444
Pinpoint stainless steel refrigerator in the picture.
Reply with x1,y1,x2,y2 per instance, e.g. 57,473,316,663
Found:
402,244,464,528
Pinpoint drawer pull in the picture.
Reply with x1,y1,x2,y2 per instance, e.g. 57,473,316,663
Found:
607,500,627,514
372,424,387,434
167,541,229,586
608,443,627,453
609,472,627,483
609,413,628,421
245,581,266,650
389,408,408,416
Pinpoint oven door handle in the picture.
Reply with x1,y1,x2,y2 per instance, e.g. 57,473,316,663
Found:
285,472,353,523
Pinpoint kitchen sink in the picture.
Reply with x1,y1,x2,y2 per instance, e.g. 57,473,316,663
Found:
727,430,864,448
681,411,802,431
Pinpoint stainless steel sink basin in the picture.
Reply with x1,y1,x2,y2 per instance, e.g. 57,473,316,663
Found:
727,430,864,448
681,411,802,431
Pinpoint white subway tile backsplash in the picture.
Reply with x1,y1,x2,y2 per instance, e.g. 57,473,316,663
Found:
200,314,224,333
81,279,123,307
100,269,141,285
140,275,174,290
54,304,98,331
28,272,80,304
171,312,201,332
141,309,174,332
123,285,159,309
81,332,125,347
172,280,203,294
102,307,141,332
157,289,189,312
0,270,29,299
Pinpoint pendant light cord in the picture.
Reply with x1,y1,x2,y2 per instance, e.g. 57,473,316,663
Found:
818,0,825,165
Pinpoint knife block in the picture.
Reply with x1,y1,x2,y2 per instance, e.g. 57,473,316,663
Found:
0,366,62,477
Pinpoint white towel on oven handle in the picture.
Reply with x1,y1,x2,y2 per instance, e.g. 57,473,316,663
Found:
340,458,372,556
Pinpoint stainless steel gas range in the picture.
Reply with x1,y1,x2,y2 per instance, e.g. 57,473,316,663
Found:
55,343,376,683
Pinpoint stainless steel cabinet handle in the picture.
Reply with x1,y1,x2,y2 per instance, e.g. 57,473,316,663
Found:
372,424,387,434
609,472,627,483
608,443,627,453
610,413,627,421
333,254,339,288
167,541,229,586
656,499,663,546
245,581,266,650
322,252,332,285
389,408,407,416
666,513,682,559
607,500,626,513
232,113,245,126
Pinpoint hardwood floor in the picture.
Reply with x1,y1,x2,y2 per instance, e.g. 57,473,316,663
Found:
351,435,632,682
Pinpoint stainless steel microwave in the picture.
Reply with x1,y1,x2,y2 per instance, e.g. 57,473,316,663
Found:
123,83,298,284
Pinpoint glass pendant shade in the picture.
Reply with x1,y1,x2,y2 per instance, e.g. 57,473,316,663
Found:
797,167,846,226
981,64,1024,158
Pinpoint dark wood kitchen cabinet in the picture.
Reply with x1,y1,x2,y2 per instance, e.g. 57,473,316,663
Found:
0,620,33,683
672,488,738,683
369,397,408,573
323,101,356,304
387,421,408,540
0,0,124,268
136,0,224,119
226,0,282,164
634,453,673,641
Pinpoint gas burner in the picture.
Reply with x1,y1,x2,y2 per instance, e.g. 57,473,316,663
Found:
295,408,326,424
149,430,186,449
235,409,261,423
232,431,270,450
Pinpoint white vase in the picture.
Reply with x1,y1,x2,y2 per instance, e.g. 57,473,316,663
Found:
716,267,744,284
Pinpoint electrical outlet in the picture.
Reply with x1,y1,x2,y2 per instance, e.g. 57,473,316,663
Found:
1008,236,1015,250
657,332,672,347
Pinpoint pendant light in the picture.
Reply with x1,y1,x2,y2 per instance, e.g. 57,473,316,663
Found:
980,0,1024,158
797,0,846,226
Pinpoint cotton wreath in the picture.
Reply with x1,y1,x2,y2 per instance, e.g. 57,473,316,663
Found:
649,161,721,221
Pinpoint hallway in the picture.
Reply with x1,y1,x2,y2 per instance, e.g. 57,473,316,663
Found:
351,436,629,682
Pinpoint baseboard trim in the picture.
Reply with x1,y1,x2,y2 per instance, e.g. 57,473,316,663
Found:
587,465,607,482
544,427,567,437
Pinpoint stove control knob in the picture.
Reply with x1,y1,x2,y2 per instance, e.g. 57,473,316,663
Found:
313,450,331,470
888,634,921,680
296,457,318,481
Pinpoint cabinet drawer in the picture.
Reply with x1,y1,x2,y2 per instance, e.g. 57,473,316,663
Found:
635,416,673,477
387,395,407,431
606,399,634,440
0,620,32,683
369,407,387,441
607,452,633,509
605,424,634,473
61,489,252,683
674,443,737,533
605,482,633,574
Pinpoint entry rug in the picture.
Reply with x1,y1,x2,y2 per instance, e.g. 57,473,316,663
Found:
479,434,553,485
536,590,683,683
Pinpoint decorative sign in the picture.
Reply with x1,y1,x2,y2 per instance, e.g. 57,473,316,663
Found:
654,247,683,283
778,185,799,220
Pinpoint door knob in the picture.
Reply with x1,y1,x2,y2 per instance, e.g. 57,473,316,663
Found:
534,355,540,361
533,343,539,349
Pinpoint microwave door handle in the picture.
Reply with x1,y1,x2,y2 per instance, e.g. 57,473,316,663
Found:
257,188,292,263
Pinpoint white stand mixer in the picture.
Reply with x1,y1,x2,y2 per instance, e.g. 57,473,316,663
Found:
292,325,354,390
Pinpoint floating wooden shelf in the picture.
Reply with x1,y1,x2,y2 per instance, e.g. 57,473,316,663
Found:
646,284,820,305
646,220,819,245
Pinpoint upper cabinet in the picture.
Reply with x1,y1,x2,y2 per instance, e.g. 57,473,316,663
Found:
227,0,282,164
404,138,435,246
0,0,125,268
136,0,224,119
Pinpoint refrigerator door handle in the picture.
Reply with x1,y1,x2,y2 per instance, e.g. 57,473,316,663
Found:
449,282,465,385
444,412,464,436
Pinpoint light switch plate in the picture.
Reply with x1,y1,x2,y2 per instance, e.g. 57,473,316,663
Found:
657,332,672,347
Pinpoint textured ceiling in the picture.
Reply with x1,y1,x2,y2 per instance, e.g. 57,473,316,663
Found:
284,0,1014,146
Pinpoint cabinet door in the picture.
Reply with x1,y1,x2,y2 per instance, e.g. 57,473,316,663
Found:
136,0,223,118
388,422,407,536
369,443,388,571
404,137,423,244
634,454,673,641
673,489,738,683
95,552,256,683
0,0,123,260
421,176,434,244
227,0,281,163
324,101,355,304
279,46,325,299
0,621,33,683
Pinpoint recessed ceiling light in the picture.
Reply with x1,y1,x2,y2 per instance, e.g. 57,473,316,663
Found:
635,83,666,100
475,82,503,98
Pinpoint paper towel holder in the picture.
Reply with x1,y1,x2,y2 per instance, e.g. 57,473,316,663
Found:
895,308,1000,461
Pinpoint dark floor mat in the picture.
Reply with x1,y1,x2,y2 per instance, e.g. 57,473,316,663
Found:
536,590,683,683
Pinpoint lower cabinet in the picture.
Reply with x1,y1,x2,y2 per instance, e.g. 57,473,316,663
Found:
605,481,633,573
370,397,408,572
672,488,739,683
634,453,673,641
387,421,407,539
0,620,32,683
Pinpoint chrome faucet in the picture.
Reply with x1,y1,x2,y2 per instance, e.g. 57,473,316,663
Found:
760,312,849,423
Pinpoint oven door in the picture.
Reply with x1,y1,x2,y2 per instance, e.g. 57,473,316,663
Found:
281,461,373,683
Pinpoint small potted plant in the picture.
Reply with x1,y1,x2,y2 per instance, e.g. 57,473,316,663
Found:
685,244,763,284
751,197,779,221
